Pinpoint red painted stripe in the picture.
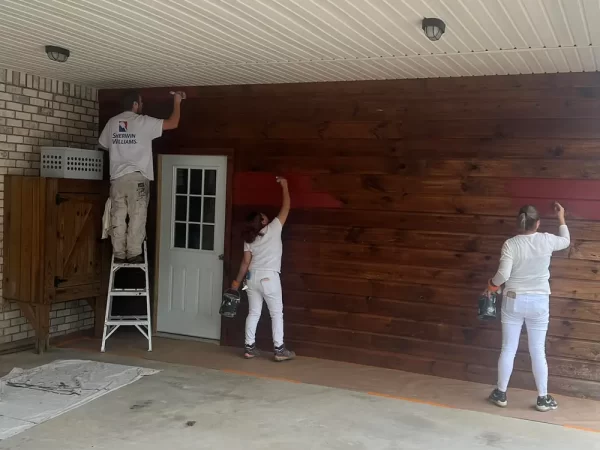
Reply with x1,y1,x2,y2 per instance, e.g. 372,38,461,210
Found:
233,172,343,208
509,198,600,221
506,179,600,201
506,178,600,220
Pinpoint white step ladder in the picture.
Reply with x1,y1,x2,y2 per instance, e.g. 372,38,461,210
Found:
101,241,152,352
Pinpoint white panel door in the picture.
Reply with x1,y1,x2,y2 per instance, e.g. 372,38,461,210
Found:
157,155,227,339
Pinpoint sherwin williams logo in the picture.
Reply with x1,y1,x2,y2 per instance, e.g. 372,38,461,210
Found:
112,120,137,144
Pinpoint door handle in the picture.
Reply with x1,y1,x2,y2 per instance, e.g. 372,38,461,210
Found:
218,254,224,260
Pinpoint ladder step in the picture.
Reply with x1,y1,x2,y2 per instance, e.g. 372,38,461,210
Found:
112,263,147,270
102,241,152,352
109,289,147,296
105,320,149,326
108,315,149,320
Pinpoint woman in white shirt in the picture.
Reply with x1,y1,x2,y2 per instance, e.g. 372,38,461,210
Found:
231,177,295,362
487,202,569,412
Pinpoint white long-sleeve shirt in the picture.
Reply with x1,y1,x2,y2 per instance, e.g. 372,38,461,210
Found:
491,225,570,295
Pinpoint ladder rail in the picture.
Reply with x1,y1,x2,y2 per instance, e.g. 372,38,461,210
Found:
101,241,152,352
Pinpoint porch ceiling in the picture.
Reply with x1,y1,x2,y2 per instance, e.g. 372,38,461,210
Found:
0,0,598,88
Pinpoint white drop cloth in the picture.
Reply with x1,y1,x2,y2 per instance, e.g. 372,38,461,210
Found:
0,359,158,440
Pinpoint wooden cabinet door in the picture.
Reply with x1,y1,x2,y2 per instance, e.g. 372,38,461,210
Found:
53,191,106,301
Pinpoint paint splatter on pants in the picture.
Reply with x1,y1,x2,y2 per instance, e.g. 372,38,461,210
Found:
110,172,149,259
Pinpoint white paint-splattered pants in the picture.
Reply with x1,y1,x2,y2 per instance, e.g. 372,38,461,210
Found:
110,172,149,259
497,293,550,396
245,270,284,348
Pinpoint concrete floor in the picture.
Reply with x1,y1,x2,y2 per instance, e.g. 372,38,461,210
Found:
63,334,600,431
1,347,599,449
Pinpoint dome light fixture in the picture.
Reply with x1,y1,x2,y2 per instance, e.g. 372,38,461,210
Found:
45,45,70,63
422,18,446,41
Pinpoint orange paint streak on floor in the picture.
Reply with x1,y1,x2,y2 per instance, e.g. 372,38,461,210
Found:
221,368,302,384
367,391,455,409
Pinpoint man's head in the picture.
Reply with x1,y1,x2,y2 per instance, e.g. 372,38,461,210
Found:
121,91,142,113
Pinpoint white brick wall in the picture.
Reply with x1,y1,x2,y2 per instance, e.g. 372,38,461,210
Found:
0,67,99,345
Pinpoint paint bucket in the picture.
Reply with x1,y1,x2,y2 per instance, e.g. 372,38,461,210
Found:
478,289,499,321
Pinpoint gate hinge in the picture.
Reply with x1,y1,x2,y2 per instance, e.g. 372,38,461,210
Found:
55,194,68,205
54,277,67,287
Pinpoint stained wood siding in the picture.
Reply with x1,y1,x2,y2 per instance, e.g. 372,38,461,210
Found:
100,73,600,399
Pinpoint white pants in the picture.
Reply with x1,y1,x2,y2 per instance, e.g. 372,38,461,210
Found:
497,293,550,396
110,172,149,259
245,270,284,348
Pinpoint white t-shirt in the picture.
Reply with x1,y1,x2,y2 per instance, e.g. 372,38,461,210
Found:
99,111,163,181
491,225,570,295
244,218,283,273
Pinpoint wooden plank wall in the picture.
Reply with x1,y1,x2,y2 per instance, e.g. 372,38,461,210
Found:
99,73,600,399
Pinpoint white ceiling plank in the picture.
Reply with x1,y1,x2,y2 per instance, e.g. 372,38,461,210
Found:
498,52,526,74
436,0,495,51
519,0,559,48
453,54,485,76
323,1,405,57
561,0,592,47
436,54,472,77
499,0,545,48
507,52,534,74
477,53,508,75
541,0,576,47
535,49,559,72
518,49,546,73
0,0,597,88
382,57,426,78
577,47,598,72
547,48,572,72
582,0,600,46
561,47,584,72
468,0,518,50
483,0,528,49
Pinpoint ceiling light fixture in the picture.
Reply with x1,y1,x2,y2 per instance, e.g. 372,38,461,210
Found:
45,45,70,63
422,18,446,41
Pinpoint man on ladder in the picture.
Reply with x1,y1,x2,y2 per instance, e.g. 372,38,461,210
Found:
99,90,186,263
98,90,185,352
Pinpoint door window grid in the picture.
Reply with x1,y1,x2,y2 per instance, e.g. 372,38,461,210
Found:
173,167,217,251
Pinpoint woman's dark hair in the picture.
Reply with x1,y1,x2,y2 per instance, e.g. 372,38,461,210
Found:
242,212,264,244
517,205,540,232
121,91,141,111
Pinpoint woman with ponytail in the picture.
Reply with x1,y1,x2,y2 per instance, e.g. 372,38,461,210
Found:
231,177,295,362
487,202,570,412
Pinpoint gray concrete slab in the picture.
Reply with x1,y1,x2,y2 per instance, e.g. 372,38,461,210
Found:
1,349,599,450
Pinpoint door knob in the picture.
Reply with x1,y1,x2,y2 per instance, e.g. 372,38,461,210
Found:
218,254,224,260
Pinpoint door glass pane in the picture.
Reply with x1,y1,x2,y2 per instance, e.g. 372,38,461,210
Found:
189,196,202,222
204,170,217,196
202,197,215,224
188,224,200,249
202,225,215,251
174,223,186,248
190,169,203,195
175,195,187,221
176,168,188,194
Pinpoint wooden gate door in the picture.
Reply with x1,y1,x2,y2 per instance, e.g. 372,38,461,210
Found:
53,190,106,302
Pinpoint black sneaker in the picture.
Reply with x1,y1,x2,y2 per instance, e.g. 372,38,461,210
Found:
536,394,558,412
244,344,260,359
488,388,507,408
274,345,296,362
127,254,145,264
